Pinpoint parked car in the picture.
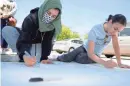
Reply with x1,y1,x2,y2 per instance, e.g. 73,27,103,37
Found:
53,39,83,53
103,26,130,58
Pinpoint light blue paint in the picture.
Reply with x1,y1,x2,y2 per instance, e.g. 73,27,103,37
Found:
1,61,130,86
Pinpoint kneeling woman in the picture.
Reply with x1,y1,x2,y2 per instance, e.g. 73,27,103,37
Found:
57,14,130,69
2,0,62,66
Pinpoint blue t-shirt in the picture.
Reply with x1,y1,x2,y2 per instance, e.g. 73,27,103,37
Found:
83,23,112,56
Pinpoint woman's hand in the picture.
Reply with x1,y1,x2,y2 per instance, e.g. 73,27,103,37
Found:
103,60,117,68
23,56,36,67
118,63,130,69
41,60,53,64
8,17,17,26
0,15,2,19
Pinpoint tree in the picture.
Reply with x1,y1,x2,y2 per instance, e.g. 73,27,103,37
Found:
57,25,80,40
57,25,72,40
84,34,88,39
71,32,80,39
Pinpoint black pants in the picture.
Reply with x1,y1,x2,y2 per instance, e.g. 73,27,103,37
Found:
16,28,55,62
58,46,96,64
1,19,8,48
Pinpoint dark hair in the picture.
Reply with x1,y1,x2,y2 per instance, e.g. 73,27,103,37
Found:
54,8,61,14
107,15,113,21
107,14,127,26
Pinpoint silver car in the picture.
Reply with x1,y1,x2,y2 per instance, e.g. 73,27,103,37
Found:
53,39,83,53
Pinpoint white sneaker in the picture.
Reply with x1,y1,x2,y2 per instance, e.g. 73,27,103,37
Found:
0,47,2,54
48,51,61,60
1,48,17,55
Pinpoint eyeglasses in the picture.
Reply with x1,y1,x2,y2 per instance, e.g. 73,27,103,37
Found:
104,35,108,44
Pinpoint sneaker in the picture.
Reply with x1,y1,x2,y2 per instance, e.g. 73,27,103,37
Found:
0,47,2,54
48,51,61,61
1,48,17,55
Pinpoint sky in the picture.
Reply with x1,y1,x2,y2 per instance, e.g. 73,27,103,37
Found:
14,0,130,36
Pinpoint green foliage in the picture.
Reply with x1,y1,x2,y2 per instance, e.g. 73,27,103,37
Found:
84,34,88,39
57,25,80,41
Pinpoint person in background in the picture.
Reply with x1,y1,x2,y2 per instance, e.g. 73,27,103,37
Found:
0,0,17,54
56,14,130,69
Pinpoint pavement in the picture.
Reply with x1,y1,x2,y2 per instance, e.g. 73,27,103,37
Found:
0,51,60,62
1,60,130,86
1,51,130,86
1,51,130,62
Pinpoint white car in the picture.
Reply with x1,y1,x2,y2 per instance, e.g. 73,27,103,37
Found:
103,26,130,58
53,39,83,53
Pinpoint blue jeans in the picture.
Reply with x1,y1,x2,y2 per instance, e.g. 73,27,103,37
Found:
2,26,42,62
1,19,8,48
57,46,96,64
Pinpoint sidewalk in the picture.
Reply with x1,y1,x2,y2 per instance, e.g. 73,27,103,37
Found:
1,60,130,86
0,51,60,62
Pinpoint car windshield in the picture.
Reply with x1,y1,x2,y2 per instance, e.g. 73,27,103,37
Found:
71,40,83,44
120,28,130,36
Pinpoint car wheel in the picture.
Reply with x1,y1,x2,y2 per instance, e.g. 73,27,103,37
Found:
68,47,75,52
105,55,114,58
